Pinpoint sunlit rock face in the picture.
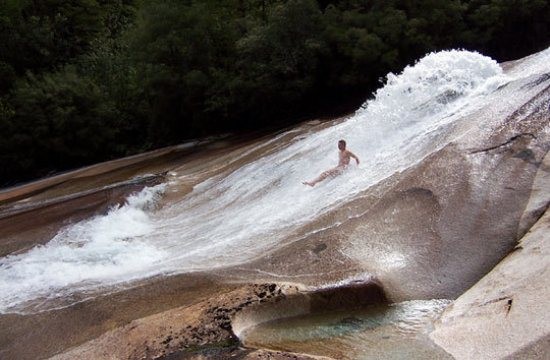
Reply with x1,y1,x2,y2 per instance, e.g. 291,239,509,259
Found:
429,204,550,360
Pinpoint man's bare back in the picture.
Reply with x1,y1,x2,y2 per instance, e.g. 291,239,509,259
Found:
303,139,359,187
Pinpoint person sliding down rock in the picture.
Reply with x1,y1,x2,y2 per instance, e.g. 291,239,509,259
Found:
303,139,360,187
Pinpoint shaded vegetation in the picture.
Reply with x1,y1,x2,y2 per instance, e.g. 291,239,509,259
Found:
1,0,549,185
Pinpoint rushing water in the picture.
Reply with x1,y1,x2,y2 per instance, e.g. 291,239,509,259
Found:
1,48,549,314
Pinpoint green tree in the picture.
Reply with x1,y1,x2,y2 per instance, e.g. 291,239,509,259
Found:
227,0,326,125
465,0,550,60
4,68,120,180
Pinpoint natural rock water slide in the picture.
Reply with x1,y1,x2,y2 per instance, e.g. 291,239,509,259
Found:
0,48,548,359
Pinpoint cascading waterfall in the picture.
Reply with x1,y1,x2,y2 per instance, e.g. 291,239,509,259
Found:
1,48,548,314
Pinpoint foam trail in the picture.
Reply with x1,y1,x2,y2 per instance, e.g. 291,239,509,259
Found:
2,49,548,313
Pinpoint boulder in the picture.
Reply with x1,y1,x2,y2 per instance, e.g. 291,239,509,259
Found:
429,207,550,359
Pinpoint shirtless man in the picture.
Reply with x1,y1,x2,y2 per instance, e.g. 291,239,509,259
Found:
303,139,360,187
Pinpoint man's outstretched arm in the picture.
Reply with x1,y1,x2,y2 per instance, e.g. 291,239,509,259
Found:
349,151,360,164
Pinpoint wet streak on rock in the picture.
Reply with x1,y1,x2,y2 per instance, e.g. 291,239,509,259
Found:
520,73,550,90
469,133,537,155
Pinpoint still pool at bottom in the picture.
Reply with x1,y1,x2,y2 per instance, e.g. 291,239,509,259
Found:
240,299,453,359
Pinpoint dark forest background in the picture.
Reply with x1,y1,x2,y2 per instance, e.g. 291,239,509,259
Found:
1,0,548,185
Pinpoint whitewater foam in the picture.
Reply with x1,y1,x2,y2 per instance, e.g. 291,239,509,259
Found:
0,185,166,312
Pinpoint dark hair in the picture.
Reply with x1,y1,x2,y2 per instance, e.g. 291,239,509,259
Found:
338,139,346,147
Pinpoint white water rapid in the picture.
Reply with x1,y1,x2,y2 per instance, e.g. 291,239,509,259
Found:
1,48,549,314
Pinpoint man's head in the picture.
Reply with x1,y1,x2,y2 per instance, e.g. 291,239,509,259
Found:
338,139,346,150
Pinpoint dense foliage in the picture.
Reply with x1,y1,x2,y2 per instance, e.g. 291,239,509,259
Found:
1,0,548,185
